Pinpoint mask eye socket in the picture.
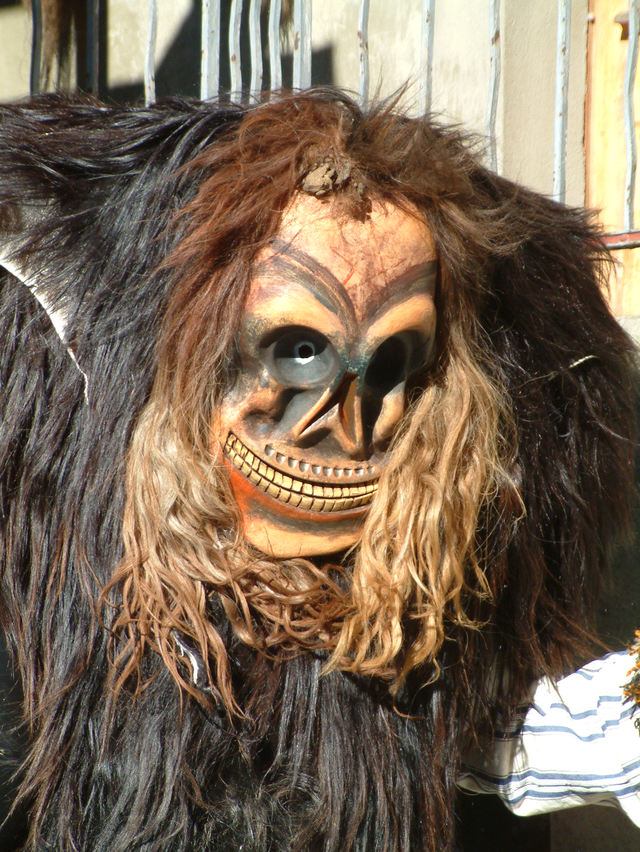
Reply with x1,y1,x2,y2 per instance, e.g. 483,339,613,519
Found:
365,336,409,395
364,331,433,396
264,328,339,387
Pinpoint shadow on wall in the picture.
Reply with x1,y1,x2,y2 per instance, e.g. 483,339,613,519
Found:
106,0,334,104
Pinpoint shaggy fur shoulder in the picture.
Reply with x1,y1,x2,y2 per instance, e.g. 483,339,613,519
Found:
0,92,636,852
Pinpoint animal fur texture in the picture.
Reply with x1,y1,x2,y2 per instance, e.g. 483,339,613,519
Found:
0,90,636,852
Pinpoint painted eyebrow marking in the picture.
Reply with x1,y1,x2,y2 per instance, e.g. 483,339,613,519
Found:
361,260,438,322
257,240,358,331
255,246,437,330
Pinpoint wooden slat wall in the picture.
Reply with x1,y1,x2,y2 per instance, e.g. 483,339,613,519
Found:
587,0,640,315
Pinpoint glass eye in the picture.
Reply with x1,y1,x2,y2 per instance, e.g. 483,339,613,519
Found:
265,328,338,387
292,340,317,364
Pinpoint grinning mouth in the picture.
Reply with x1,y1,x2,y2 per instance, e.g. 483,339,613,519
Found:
224,433,378,513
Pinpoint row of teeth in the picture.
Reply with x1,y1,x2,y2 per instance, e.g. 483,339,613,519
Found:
225,434,378,513
264,445,375,478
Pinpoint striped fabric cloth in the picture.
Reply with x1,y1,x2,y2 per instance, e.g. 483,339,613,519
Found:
458,651,640,825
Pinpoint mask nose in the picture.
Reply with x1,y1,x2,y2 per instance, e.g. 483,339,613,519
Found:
295,372,366,458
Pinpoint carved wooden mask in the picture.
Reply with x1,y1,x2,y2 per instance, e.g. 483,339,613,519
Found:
213,195,438,557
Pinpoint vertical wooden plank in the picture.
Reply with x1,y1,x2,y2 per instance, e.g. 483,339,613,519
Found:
485,0,501,171
585,0,640,316
553,0,571,202
229,0,243,104
586,0,628,232
293,0,312,90
201,0,221,100
419,0,435,114
249,0,263,100
624,0,639,229
269,0,283,92
358,0,370,107
144,0,158,106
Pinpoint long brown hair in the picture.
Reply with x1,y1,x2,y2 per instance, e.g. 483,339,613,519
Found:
105,92,633,710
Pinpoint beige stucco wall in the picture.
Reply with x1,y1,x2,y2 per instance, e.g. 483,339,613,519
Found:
107,0,192,87
501,0,587,205
311,0,495,144
0,5,32,101
0,0,193,100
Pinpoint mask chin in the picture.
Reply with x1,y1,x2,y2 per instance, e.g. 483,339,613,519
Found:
221,450,370,558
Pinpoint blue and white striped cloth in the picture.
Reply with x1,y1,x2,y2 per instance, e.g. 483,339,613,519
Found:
458,651,640,824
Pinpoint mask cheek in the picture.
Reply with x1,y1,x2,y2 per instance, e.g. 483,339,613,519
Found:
214,372,283,443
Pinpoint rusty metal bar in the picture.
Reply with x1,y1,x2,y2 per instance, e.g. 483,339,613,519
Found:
229,0,243,103
293,0,312,90
85,0,100,94
201,0,221,100
249,0,263,100
602,230,640,250
624,0,639,230
268,0,283,92
552,0,570,202
29,0,42,94
358,0,370,107
485,0,501,171
144,0,158,105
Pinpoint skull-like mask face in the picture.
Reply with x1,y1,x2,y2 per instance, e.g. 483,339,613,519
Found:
213,195,437,557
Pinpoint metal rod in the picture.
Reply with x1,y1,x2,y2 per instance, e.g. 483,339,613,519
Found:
552,0,571,202
293,0,312,90
249,0,263,101
144,0,158,106
602,229,640,249
229,0,243,104
29,0,42,95
419,0,436,114
86,0,100,94
201,0,221,100
269,0,283,92
485,0,501,171
358,0,370,107
624,0,639,230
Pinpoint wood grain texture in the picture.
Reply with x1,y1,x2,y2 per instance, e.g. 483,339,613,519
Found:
587,0,640,315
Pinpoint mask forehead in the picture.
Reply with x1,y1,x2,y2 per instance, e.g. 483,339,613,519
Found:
213,194,438,559
273,195,437,322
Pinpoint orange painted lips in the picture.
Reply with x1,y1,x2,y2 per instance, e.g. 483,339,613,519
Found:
224,432,378,513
